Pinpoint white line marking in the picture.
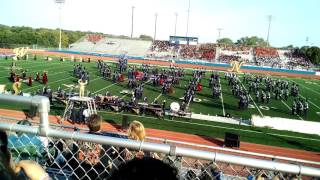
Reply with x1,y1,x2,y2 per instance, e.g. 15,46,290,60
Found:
238,79,264,117
289,79,320,96
281,100,303,120
154,93,162,102
24,76,74,91
218,78,226,116
93,81,120,94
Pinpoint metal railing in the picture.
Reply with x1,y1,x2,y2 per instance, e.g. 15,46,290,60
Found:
0,94,320,179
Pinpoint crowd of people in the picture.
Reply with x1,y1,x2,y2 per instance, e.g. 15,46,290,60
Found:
219,44,251,52
87,34,104,44
218,54,242,63
284,49,312,70
254,47,280,66
147,41,313,70
147,41,216,61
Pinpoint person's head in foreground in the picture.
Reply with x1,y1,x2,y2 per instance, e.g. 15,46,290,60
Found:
87,114,102,133
109,157,178,180
127,120,145,141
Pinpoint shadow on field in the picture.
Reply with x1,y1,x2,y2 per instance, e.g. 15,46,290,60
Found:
269,134,320,152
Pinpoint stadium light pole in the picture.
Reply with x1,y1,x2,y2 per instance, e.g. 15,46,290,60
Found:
174,12,178,37
266,15,273,46
153,13,158,41
186,0,191,37
55,0,65,51
217,28,223,40
131,6,135,38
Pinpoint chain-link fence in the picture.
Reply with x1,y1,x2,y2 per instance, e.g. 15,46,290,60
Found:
1,119,319,180
0,95,319,180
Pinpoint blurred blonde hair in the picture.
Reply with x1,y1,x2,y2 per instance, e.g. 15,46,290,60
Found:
128,121,145,141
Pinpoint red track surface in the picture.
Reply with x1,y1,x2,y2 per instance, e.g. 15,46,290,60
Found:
0,109,319,164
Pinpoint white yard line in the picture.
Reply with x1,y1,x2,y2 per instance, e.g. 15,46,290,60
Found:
289,79,320,96
281,100,303,120
288,79,320,110
93,81,121,94
24,76,73,91
218,78,226,116
238,79,264,117
153,93,162,102
0,64,73,79
121,93,131,99
299,94,320,110
0,60,64,70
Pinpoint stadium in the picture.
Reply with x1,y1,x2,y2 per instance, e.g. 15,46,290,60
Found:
0,0,320,179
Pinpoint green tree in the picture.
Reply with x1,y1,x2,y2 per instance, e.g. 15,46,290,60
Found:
139,34,153,41
0,24,86,48
306,47,320,65
216,38,233,45
236,36,268,47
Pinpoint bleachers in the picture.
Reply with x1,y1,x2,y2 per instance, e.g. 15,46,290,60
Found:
69,36,311,69
254,47,280,67
146,41,216,61
70,36,152,57
218,44,252,63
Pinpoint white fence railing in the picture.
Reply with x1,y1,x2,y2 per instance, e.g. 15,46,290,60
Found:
0,94,320,179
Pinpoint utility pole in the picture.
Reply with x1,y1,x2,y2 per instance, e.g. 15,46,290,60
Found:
186,0,191,37
217,28,223,40
55,0,65,51
154,13,158,41
174,12,178,37
131,6,135,38
266,15,272,46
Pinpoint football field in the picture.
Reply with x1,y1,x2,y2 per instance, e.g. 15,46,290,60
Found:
0,56,320,152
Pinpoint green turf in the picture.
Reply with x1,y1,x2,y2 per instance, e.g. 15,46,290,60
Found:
0,57,320,152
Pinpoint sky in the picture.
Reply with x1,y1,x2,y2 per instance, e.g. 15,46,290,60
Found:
0,0,319,47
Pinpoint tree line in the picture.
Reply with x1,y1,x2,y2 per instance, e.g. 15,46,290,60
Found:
0,24,87,48
0,24,153,49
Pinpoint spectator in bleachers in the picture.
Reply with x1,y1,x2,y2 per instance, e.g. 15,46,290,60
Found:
87,34,103,44
220,44,250,52
254,47,280,66
147,41,216,61
127,120,145,141
284,49,311,69
125,121,162,161
197,43,216,60
124,120,146,160
219,54,242,63
75,114,109,179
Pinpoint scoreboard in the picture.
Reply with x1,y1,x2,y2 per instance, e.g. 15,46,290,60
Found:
169,36,198,45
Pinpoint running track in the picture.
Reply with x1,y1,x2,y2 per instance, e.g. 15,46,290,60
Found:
0,108,319,164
